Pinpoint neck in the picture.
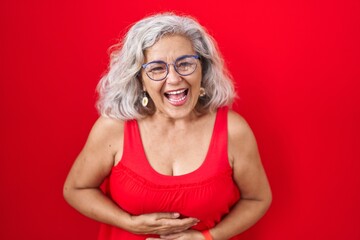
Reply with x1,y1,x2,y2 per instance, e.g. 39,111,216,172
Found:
143,110,203,130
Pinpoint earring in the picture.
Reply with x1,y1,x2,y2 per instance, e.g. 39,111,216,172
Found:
199,87,206,97
141,91,149,107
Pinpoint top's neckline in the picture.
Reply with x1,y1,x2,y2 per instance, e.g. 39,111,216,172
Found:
133,110,221,180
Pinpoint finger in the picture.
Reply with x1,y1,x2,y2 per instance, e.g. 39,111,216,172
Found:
162,221,198,234
159,217,198,230
175,217,200,226
154,212,180,220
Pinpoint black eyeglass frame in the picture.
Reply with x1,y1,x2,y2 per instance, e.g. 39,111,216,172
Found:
141,54,200,81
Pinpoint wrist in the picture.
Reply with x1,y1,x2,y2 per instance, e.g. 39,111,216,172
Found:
124,214,141,233
201,229,213,240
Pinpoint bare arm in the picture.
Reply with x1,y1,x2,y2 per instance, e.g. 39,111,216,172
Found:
63,116,129,228
209,111,272,239
63,117,198,235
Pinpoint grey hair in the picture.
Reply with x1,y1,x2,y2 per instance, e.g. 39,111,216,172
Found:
96,12,236,120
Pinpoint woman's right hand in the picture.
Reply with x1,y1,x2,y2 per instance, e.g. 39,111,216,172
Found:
128,212,199,235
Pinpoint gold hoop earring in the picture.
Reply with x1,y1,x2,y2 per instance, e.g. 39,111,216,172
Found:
141,91,149,107
199,87,206,97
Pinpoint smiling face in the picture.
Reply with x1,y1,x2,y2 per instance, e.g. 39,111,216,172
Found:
141,35,202,120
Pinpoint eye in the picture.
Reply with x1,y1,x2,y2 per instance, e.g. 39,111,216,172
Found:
176,60,194,70
178,61,192,67
147,63,166,73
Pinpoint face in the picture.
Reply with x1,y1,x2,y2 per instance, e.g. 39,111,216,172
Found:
141,35,202,120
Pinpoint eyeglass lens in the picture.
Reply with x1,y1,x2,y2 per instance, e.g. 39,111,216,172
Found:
144,55,198,81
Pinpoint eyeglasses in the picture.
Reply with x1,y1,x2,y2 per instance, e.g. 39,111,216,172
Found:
142,55,200,81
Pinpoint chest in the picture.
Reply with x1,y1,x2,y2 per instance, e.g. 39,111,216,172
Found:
138,119,215,176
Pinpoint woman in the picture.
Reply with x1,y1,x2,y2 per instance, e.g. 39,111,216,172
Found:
63,13,272,240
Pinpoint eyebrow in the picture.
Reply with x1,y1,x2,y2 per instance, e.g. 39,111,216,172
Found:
144,54,199,65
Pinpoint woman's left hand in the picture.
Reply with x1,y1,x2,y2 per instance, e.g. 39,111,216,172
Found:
146,230,204,240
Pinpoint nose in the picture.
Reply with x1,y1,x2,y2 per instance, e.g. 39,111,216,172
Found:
166,64,182,84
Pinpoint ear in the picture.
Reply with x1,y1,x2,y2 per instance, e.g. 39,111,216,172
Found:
141,79,147,92
136,73,146,92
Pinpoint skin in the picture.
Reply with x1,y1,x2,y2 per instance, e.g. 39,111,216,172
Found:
63,35,272,240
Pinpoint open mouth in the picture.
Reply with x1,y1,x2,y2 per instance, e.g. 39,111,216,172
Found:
164,88,189,105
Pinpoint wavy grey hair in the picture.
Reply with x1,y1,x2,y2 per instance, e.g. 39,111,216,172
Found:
96,12,236,120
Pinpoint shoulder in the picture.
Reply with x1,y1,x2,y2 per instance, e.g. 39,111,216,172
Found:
227,110,259,164
90,116,125,139
85,116,125,152
227,110,253,140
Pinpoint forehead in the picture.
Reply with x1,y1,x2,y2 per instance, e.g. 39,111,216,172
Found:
144,35,194,62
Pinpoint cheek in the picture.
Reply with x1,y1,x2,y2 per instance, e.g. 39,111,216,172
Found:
192,72,203,87
144,81,164,97
195,67,202,84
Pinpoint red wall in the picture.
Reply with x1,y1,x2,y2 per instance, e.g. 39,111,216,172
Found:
1,0,359,239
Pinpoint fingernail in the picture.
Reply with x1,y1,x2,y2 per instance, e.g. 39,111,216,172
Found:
173,212,180,217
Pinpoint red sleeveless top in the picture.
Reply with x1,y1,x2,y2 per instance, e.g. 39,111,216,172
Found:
98,107,241,239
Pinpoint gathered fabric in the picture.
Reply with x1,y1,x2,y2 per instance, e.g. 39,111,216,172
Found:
98,107,241,239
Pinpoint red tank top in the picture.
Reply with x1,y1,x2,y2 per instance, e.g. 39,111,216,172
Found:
98,107,241,239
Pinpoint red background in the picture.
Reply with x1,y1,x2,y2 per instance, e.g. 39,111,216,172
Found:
1,0,359,239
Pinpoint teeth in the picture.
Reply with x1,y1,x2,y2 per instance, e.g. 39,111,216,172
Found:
166,89,186,95
169,95,187,102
